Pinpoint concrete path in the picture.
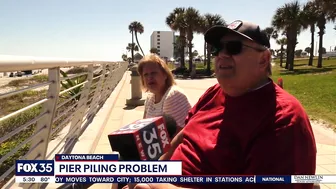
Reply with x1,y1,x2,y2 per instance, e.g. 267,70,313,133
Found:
87,73,335,189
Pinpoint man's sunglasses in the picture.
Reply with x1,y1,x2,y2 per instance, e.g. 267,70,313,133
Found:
211,41,266,56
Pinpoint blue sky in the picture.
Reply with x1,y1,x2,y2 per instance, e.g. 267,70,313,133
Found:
0,0,335,61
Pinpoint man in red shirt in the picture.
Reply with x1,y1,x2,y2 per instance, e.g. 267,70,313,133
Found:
127,20,317,189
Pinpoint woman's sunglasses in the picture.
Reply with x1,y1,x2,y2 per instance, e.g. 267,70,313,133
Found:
211,41,266,56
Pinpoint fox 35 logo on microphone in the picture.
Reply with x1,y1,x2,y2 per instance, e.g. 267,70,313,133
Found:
16,160,54,176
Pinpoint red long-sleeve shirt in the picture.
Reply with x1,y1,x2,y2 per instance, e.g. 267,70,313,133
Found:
170,80,317,189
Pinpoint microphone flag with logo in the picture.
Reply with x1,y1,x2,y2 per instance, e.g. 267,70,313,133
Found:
108,115,176,160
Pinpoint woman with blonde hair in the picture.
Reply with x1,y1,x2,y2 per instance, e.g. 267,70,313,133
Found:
138,54,191,133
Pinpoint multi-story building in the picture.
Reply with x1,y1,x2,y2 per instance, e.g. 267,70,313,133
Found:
150,31,174,60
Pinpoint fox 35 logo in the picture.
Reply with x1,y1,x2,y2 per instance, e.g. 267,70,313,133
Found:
16,160,54,176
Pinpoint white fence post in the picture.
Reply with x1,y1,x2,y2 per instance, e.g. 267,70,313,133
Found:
101,63,116,103
98,64,109,106
87,64,106,117
109,63,117,93
19,68,60,189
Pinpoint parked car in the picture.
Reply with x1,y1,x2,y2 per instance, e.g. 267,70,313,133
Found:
22,70,32,75
16,71,23,77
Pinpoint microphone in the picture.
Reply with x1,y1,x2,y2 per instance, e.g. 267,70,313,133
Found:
162,114,178,139
108,115,177,161
109,115,177,189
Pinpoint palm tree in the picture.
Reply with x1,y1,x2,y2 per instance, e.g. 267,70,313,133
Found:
262,27,279,40
272,1,303,71
201,13,226,75
199,18,207,66
313,0,336,68
184,7,203,72
173,35,184,60
262,27,278,60
302,1,319,66
122,54,128,61
126,43,139,53
276,38,287,67
305,47,311,54
166,7,188,68
128,25,135,63
129,21,145,57
192,50,198,57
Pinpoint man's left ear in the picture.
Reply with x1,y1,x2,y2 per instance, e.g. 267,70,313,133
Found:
259,50,271,69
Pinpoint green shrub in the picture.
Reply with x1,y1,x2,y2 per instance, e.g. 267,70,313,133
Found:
6,75,48,87
32,75,48,82
6,79,27,87
65,66,101,75
0,90,46,117
60,71,87,101
65,67,88,74
0,106,41,177
195,69,214,75
172,67,188,75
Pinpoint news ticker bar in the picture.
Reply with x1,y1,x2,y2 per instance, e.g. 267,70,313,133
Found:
15,175,336,184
